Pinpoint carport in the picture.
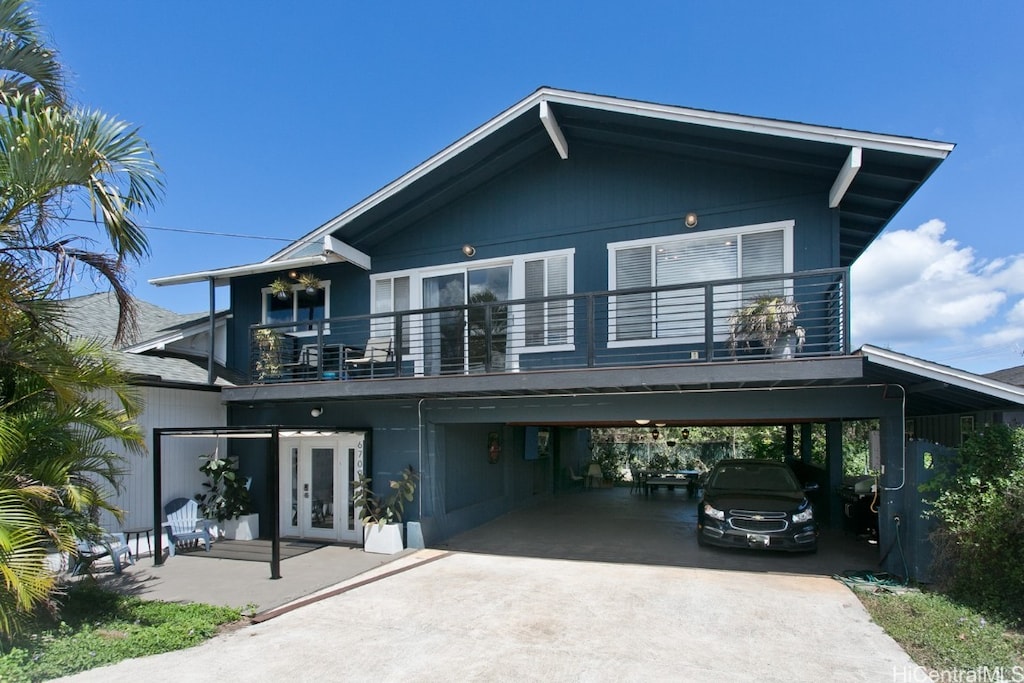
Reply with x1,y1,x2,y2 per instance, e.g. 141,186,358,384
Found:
438,475,880,577
419,347,1024,582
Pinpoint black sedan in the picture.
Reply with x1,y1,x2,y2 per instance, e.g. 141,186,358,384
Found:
697,459,818,552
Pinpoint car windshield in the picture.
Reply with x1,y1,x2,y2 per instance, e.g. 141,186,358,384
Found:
708,464,800,493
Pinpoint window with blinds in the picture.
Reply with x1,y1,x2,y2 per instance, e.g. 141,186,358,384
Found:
372,275,410,351
524,254,570,346
609,223,790,344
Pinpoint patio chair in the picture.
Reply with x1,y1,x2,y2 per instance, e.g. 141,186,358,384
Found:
162,497,213,557
566,466,584,491
72,532,134,576
343,337,393,378
629,466,647,495
585,462,603,489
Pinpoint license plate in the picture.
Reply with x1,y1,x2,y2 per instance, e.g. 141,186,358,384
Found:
747,534,771,547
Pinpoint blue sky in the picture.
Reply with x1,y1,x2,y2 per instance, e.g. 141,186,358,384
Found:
40,1,1024,374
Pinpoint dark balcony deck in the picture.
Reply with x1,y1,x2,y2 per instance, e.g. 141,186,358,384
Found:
244,268,850,397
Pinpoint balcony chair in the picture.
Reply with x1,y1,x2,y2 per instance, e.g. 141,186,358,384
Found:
72,531,134,576
162,497,213,557
343,337,394,378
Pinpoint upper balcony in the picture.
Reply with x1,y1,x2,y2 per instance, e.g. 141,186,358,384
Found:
244,268,851,396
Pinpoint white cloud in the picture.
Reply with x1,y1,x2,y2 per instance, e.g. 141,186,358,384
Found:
851,220,1024,350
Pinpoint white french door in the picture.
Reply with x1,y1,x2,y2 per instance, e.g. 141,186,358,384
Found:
280,432,366,543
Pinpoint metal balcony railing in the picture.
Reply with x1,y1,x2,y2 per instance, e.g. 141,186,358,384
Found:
248,268,849,384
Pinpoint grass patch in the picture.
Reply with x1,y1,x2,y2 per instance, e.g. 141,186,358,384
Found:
858,589,1024,675
0,581,243,682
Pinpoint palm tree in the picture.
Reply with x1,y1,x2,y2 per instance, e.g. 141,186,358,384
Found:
0,318,142,635
0,92,163,344
0,0,65,106
0,0,163,635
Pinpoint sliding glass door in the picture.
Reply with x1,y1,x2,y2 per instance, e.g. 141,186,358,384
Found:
423,266,510,375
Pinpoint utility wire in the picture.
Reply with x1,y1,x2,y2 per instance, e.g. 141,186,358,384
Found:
61,215,305,244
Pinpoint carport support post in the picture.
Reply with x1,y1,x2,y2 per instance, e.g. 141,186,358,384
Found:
152,428,164,565
826,421,843,529
269,428,281,580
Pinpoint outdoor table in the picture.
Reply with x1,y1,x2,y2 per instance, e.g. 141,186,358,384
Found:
123,526,153,558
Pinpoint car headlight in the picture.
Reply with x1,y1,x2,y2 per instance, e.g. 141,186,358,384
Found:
792,507,814,523
703,503,725,521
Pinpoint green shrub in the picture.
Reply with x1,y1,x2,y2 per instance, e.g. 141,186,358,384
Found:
925,425,1024,624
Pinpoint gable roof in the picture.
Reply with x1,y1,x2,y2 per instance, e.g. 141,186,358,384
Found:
62,293,235,387
152,87,954,288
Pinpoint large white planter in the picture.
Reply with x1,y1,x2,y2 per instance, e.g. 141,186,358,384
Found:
222,513,259,541
363,523,404,554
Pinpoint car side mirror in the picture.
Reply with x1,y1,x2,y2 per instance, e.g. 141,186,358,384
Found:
803,482,820,493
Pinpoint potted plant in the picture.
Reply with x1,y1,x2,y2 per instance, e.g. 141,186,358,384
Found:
352,465,419,554
254,328,284,380
270,277,292,300
297,272,321,295
196,453,258,540
728,295,805,359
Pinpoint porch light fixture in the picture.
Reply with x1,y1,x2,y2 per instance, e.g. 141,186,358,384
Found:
461,244,476,257
650,428,660,440
310,407,323,418
634,418,650,426
684,212,698,228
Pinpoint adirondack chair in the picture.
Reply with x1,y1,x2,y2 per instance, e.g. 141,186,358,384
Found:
162,498,213,557
72,532,134,575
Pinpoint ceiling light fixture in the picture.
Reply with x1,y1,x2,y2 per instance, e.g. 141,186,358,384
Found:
634,418,650,426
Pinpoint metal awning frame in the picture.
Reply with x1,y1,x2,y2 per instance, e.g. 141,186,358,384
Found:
151,425,336,579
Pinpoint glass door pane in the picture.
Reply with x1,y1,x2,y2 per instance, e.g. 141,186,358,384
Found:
468,266,510,372
309,447,335,531
423,273,466,375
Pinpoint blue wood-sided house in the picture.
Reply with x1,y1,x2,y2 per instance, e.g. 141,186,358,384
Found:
151,88,1024,579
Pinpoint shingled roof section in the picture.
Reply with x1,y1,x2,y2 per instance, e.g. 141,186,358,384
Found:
985,364,1024,388
61,292,237,387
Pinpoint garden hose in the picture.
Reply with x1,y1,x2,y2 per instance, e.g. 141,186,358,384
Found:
833,570,906,592
837,515,911,591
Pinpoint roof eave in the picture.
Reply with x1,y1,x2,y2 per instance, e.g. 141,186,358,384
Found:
859,344,1024,406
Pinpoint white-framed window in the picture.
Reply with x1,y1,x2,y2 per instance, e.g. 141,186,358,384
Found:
261,280,331,336
607,221,793,346
523,253,572,349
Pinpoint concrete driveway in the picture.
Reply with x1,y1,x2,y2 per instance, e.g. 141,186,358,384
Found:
59,549,923,682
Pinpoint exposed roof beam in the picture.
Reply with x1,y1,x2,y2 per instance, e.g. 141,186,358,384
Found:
539,100,569,159
324,235,371,270
829,147,862,208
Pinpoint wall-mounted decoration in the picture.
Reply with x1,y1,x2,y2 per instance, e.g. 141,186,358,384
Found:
524,426,552,461
537,427,551,458
488,432,501,464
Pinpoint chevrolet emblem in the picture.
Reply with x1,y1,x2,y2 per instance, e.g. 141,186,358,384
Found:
752,515,764,520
